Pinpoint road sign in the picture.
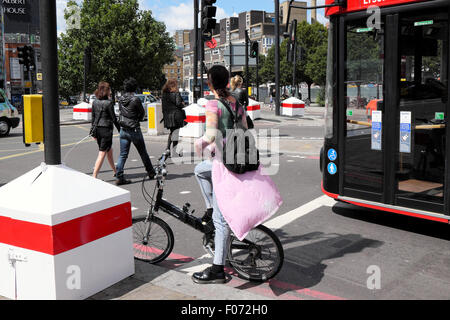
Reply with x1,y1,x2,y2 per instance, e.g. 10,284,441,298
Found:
37,73,42,81
223,44,257,66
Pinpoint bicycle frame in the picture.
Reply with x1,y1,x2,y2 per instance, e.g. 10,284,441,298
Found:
150,178,208,234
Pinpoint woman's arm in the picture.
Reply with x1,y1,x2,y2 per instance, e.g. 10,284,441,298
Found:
107,101,120,132
195,100,219,156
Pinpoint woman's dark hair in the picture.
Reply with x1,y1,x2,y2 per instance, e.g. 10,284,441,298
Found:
162,79,178,93
94,81,111,100
123,77,138,92
207,65,230,98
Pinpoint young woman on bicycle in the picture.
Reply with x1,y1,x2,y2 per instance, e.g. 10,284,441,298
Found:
192,65,249,284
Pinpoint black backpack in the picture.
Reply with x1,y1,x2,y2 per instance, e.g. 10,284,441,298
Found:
220,98,259,174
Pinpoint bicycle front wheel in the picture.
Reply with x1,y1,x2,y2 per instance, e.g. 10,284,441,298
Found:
227,224,284,282
133,215,174,264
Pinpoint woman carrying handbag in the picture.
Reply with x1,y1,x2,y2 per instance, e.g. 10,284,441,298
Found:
161,79,186,157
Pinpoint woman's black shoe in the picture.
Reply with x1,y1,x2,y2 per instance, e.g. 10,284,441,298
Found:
192,267,226,284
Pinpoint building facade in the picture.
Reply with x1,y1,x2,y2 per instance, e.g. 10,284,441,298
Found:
182,1,308,90
2,0,42,109
163,48,184,88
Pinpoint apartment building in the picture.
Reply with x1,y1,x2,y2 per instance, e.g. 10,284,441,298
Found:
182,1,308,90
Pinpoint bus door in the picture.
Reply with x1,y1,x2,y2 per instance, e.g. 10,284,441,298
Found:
343,18,385,202
394,10,449,214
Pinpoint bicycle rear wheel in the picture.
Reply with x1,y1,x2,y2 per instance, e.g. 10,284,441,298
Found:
132,215,174,264
227,225,284,282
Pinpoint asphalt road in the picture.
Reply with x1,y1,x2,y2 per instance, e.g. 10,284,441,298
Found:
1,108,450,300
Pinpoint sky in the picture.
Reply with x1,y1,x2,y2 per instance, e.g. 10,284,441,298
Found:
56,0,328,35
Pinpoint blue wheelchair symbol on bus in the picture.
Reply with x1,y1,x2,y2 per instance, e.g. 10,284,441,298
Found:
327,163,337,175
328,149,337,161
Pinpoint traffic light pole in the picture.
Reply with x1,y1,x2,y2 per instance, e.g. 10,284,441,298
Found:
256,53,259,101
39,0,61,165
200,0,205,97
193,0,199,103
274,0,281,115
291,19,298,98
245,30,249,96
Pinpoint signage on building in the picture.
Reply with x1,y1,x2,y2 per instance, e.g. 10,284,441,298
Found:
10,57,21,80
3,0,27,15
2,0,40,34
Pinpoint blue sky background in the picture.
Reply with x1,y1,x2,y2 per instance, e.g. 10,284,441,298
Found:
57,0,327,35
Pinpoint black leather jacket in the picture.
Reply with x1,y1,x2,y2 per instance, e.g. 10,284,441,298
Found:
91,99,120,131
162,92,185,129
231,87,249,109
118,93,145,129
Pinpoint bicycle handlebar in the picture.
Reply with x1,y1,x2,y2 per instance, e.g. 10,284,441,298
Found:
155,150,170,179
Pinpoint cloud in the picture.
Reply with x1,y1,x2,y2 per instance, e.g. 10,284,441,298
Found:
155,1,230,35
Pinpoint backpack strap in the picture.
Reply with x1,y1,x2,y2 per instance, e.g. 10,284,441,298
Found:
219,98,238,125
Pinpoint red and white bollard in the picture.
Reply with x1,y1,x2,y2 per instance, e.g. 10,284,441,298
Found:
179,103,206,138
72,102,92,121
0,164,134,300
247,98,261,121
281,97,305,117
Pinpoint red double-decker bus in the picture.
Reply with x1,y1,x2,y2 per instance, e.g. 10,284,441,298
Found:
321,0,450,223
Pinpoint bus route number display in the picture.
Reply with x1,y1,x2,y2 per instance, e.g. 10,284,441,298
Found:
400,111,411,153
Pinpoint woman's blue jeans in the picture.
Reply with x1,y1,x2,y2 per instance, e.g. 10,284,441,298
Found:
194,160,231,266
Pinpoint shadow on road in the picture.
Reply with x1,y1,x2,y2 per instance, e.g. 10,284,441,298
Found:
232,230,383,298
332,202,450,241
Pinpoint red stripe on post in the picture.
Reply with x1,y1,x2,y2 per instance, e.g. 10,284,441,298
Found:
282,103,304,109
0,202,132,255
73,108,92,112
247,105,260,111
185,115,206,123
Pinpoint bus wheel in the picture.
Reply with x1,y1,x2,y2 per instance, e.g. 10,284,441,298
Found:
0,119,10,137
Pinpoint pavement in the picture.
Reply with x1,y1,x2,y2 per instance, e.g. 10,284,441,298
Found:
0,103,326,301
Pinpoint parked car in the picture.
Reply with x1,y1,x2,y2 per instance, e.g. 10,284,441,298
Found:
0,89,20,137
114,93,158,120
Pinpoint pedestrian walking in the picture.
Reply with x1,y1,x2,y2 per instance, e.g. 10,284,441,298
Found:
91,81,120,179
161,79,186,157
115,77,156,186
230,75,249,110
192,65,282,284
230,75,253,129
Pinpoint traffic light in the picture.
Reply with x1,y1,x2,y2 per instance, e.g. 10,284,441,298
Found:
17,45,35,71
201,0,217,41
17,46,27,66
25,46,35,70
250,41,259,58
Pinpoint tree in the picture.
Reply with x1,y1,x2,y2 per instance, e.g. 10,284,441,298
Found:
58,0,175,99
259,21,328,101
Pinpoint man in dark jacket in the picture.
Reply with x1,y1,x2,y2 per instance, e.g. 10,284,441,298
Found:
115,78,156,185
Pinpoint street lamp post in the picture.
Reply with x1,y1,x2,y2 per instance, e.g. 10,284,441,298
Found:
39,0,61,165
274,0,281,115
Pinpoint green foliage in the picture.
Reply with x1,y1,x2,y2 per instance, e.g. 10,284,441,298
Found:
58,0,175,98
259,21,328,89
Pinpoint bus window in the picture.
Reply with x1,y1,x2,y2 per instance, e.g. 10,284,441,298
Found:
344,19,385,196
396,12,448,211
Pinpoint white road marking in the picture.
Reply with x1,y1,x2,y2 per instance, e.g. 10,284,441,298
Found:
132,207,138,211
131,159,138,162
264,195,335,231
180,191,192,194
287,160,295,163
